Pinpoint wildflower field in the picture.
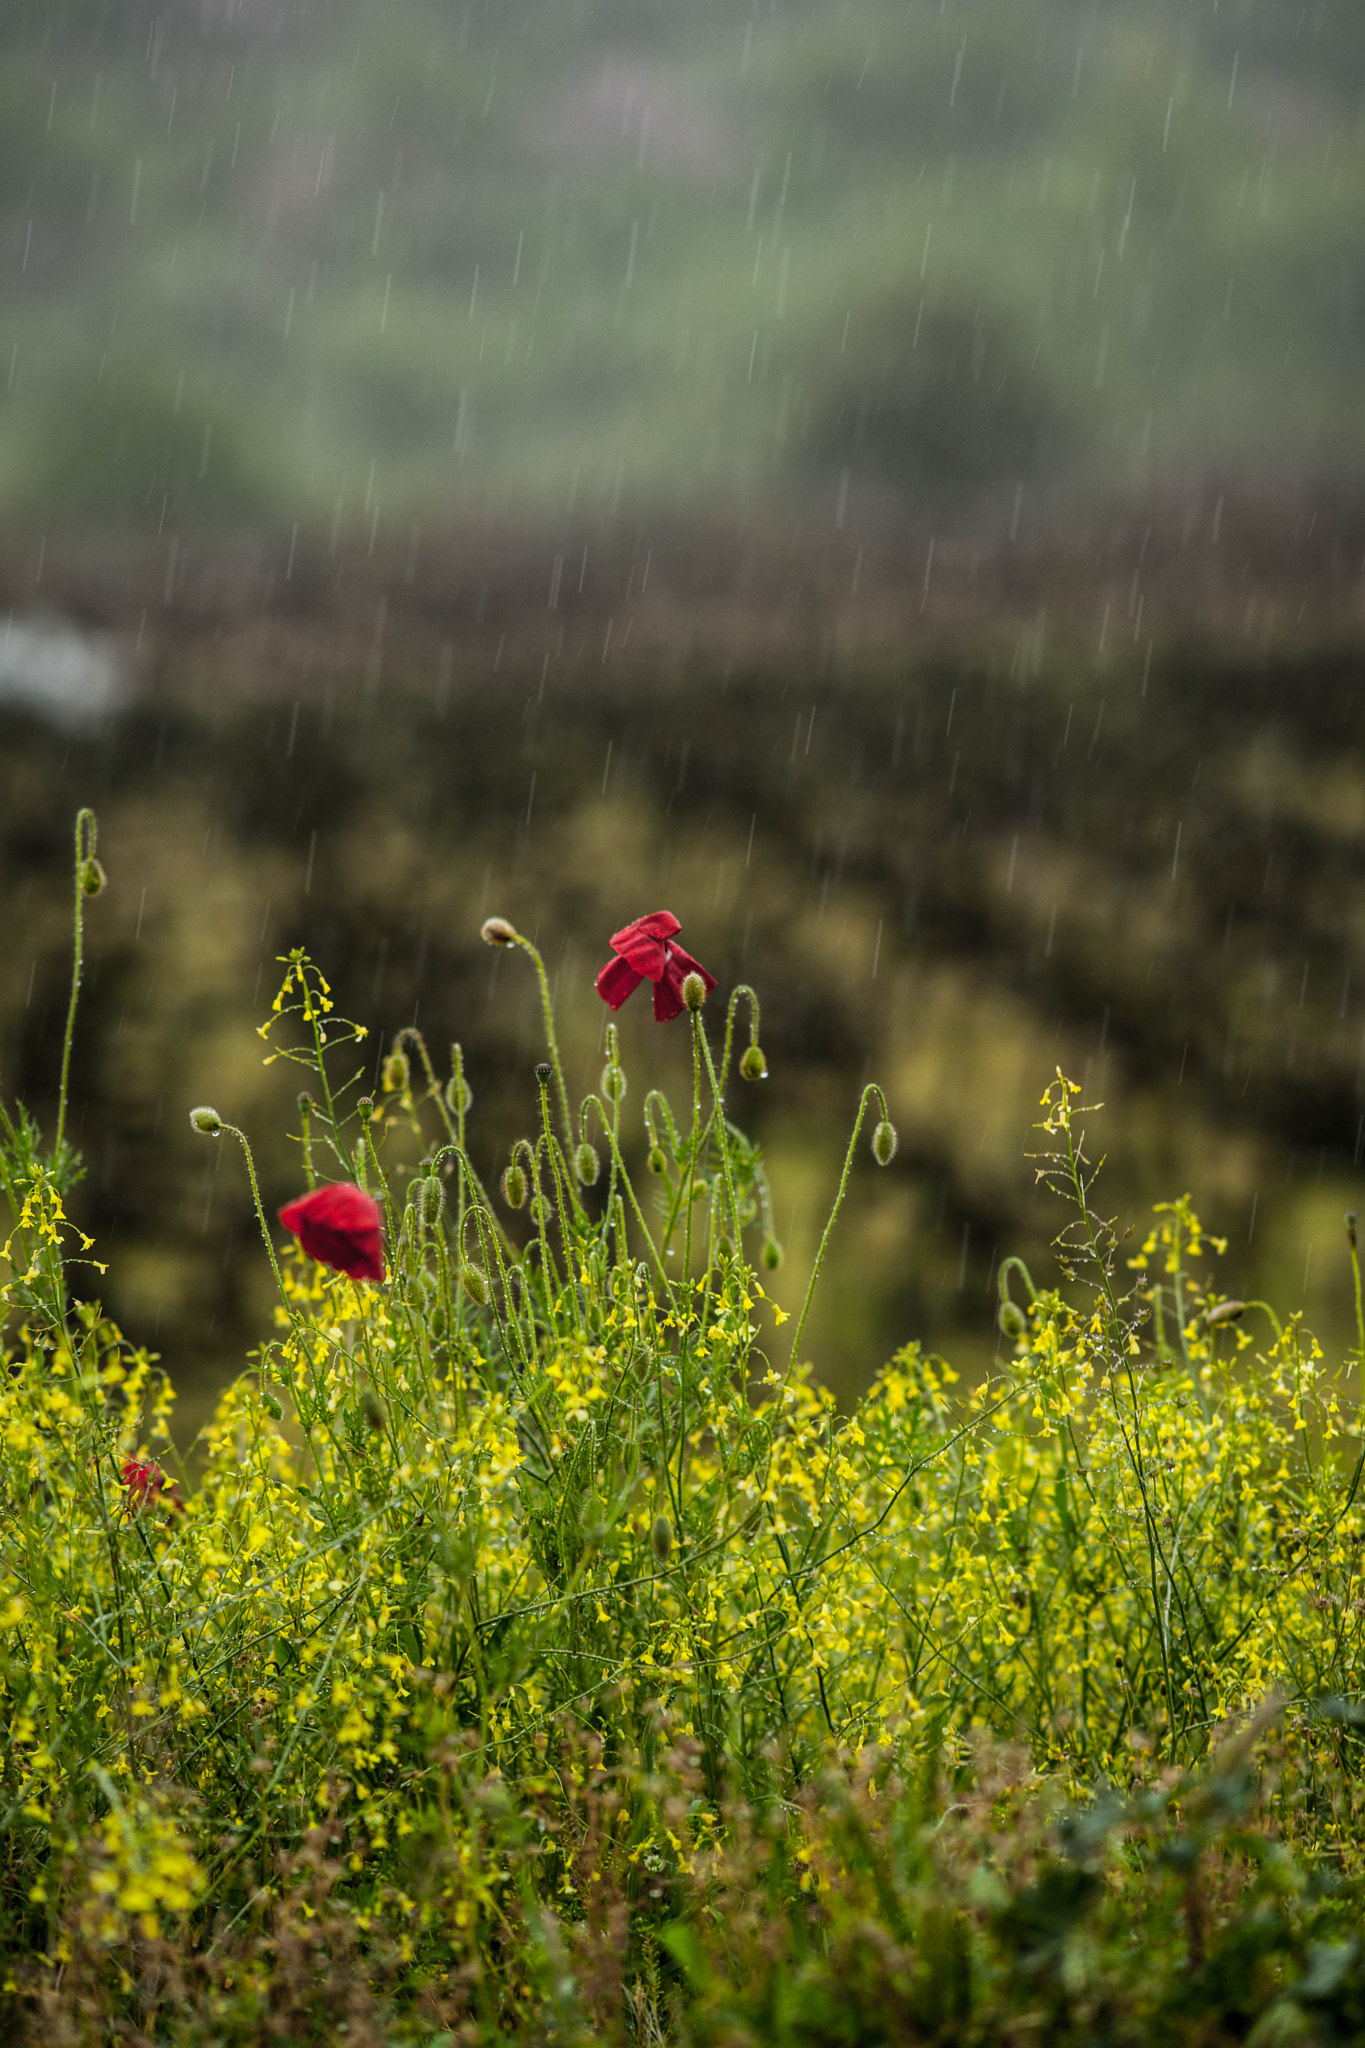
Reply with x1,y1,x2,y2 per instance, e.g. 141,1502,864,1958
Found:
4,813,1365,2046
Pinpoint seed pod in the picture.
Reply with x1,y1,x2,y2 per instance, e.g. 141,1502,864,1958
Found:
534,1062,552,1088
651,1514,673,1565
79,857,107,897
681,971,707,1014
189,1105,222,1137
740,1043,768,1082
382,1049,410,1094
575,1141,601,1188
762,1238,784,1272
872,1118,898,1167
460,1263,490,1306
357,1095,375,1124
647,1145,668,1176
998,1299,1027,1341
481,916,517,947
501,1161,528,1209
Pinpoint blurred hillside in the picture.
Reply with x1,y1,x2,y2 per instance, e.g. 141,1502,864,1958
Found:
2,0,1362,539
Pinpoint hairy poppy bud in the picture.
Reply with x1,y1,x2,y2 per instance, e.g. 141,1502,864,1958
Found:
575,1141,601,1188
357,1095,375,1124
740,1043,768,1082
445,1072,472,1116
601,1062,626,1102
651,1514,673,1565
681,971,707,1014
382,1049,410,1093
762,1238,784,1271
419,1174,444,1225
647,1145,668,1176
261,1389,284,1422
534,1060,552,1085
80,857,107,897
872,1118,898,1167
998,1299,1027,1341
189,1105,222,1137
501,1161,528,1209
460,1263,490,1306
1204,1299,1246,1327
481,916,517,947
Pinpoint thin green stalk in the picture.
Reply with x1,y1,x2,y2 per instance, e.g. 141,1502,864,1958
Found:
786,1083,891,1374
55,808,99,1162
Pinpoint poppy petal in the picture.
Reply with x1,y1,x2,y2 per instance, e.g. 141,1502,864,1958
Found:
610,910,682,978
595,955,645,1009
665,944,718,999
280,1182,385,1283
653,973,686,1023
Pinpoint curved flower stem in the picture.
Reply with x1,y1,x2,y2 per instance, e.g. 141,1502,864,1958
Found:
55,808,98,1163
512,933,573,1148
786,1083,892,1376
216,1122,295,1322
721,983,761,1095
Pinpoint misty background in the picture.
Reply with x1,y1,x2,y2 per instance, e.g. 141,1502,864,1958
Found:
2,0,1364,1426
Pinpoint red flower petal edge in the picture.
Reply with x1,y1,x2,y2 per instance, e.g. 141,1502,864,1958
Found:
279,1182,385,1283
595,913,716,1022
121,1455,184,1515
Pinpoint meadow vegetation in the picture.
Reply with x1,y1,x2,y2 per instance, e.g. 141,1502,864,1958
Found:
3,811,1365,2043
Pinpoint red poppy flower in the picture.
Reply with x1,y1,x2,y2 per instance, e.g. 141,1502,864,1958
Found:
121,1455,184,1515
279,1182,385,1283
595,911,718,1024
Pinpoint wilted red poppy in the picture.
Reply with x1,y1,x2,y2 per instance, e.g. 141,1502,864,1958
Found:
595,911,718,1024
279,1182,385,1283
121,1455,184,1516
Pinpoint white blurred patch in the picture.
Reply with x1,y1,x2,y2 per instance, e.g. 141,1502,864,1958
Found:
0,615,127,727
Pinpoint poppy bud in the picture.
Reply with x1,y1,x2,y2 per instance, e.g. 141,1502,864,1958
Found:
681,971,707,1014
460,1263,490,1306
481,916,518,947
651,1514,673,1564
297,1091,314,1115
872,1118,898,1167
445,1073,472,1116
189,1105,222,1137
1204,1299,1246,1327
998,1299,1027,1341
419,1174,444,1225
534,1061,552,1085
501,1161,528,1209
382,1050,410,1094
575,1141,601,1188
357,1096,375,1124
261,1390,284,1422
80,857,107,897
601,1063,627,1102
762,1238,784,1271
647,1145,668,1176
740,1043,768,1082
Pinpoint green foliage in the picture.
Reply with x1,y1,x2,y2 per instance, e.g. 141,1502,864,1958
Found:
2,817,1365,2040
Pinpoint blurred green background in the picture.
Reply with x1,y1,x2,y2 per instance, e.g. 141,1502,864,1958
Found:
1,0,1364,1429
